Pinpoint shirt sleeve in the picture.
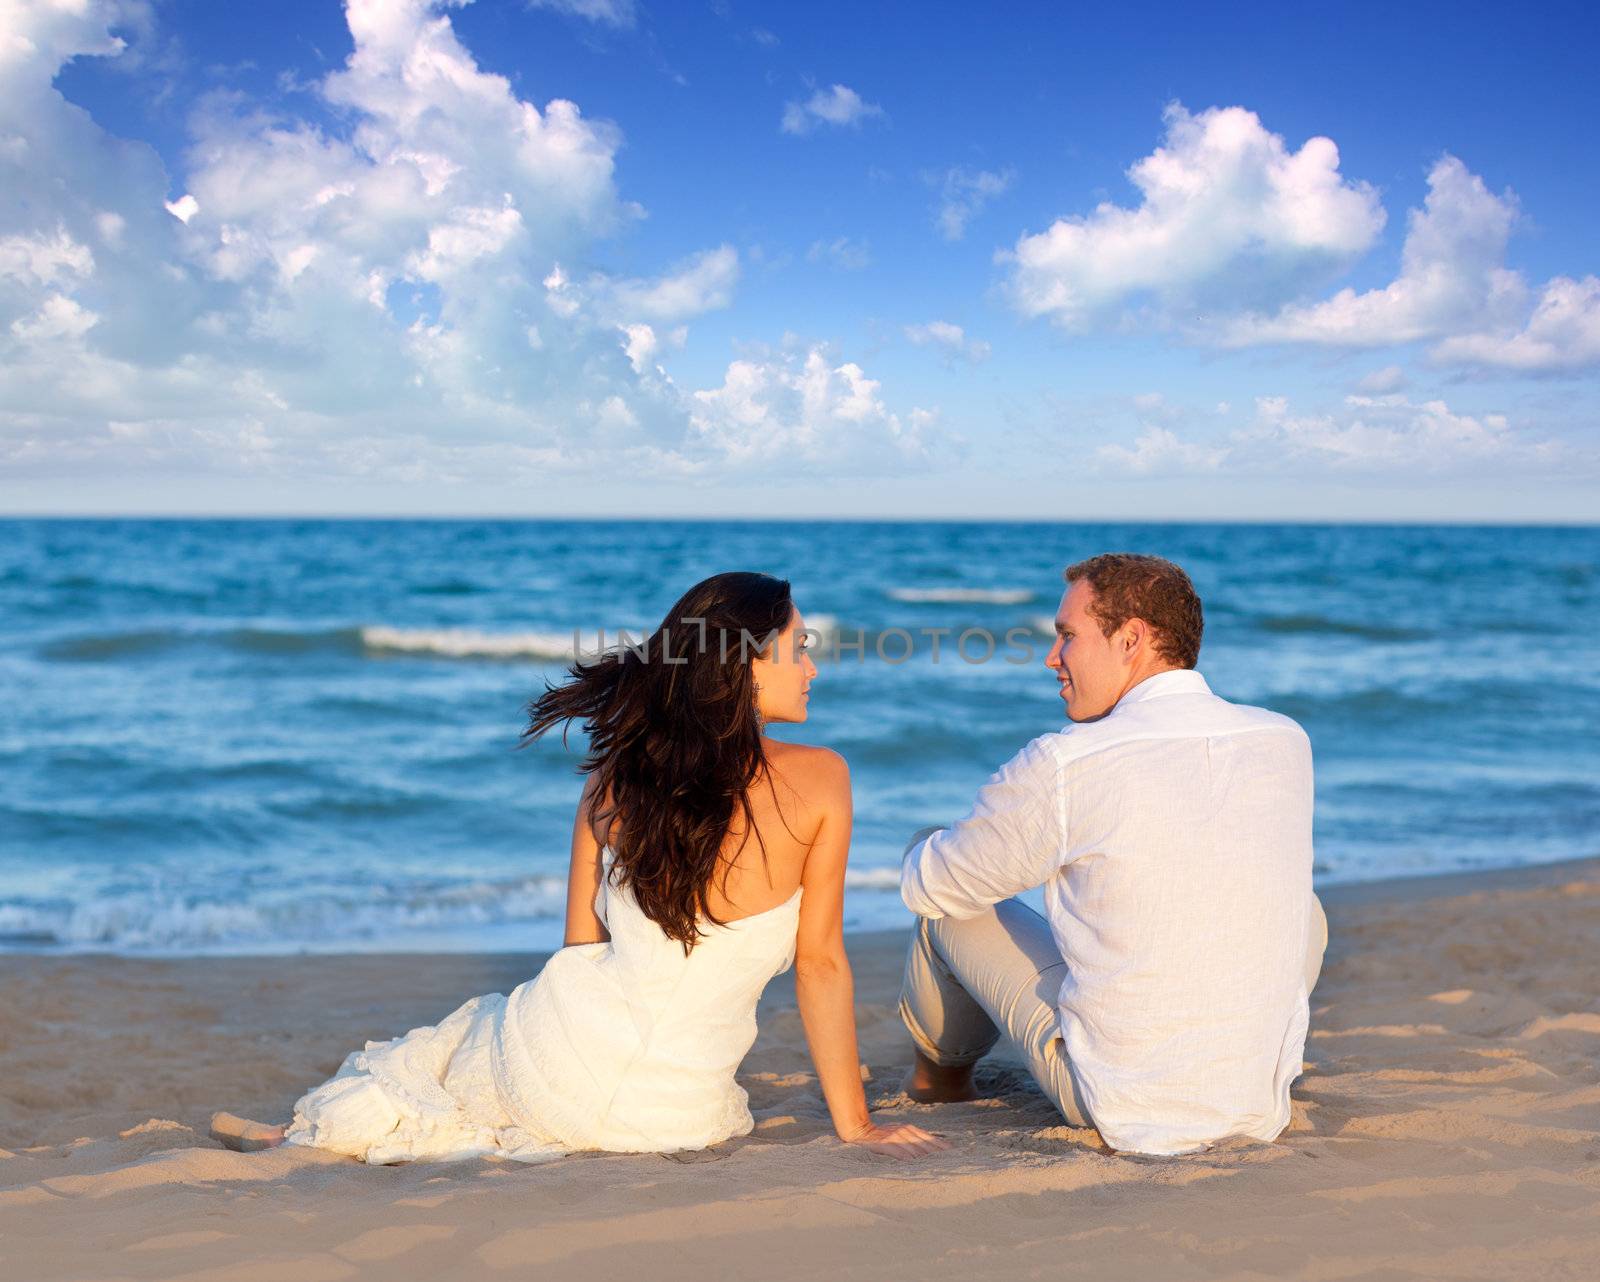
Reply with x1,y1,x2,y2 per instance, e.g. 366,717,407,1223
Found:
900,734,1066,919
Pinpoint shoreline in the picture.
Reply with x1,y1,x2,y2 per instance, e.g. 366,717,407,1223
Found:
5,848,1596,961
3,852,1597,1280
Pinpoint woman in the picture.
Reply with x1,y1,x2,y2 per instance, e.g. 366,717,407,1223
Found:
211,572,945,1163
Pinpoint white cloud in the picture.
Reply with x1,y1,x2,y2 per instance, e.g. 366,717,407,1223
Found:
1094,392,1569,477
998,107,1597,375
11,294,99,342
0,2,212,374
1236,394,1526,468
689,343,936,469
1220,156,1523,348
1432,274,1600,373
1215,156,1600,373
0,1,927,487
532,245,739,326
620,322,658,374
1001,103,1384,329
780,84,883,136
1097,425,1226,475
616,321,685,375
154,0,637,435
542,263,580,317
806,236,871,271
404,197,525,282
1353,364,1409,394
0,229,96,286
525,0,637,28
1095,391,1217,474
164,193,199,223
932,166,1012,241
591,393,638,432
904,320,990,364
602,244,740,322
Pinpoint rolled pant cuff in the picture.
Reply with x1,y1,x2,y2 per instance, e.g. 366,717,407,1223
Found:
897,994,992,1069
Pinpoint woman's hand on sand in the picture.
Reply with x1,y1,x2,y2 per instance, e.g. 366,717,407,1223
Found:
839,1117,949,1159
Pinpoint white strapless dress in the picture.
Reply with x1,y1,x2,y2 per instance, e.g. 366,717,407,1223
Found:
281,849,803,1164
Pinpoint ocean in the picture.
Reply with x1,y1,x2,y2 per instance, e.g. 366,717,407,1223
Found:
1,518,1595,956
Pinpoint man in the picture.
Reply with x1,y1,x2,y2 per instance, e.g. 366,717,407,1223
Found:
898,553,1327,1156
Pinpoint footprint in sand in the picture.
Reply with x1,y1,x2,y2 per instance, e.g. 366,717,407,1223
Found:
128,1230,234,1252
331,1223,458,1262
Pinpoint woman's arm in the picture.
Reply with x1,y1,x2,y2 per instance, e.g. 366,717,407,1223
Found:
563,774,610,947
792,749,947,1160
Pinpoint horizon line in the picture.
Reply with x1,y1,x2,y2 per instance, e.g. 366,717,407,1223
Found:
2,513,1597,529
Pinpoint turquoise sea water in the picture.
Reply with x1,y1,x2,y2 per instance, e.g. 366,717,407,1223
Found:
1,519,1596,955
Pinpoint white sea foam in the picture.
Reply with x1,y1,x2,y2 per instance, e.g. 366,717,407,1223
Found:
887,587,1036,605
0,865,909,955
0,874,575,955
843,866,903,889
360,619,837,662
360,625,600,661
799,612,838,638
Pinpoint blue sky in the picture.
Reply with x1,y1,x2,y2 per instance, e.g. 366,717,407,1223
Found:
3,0,1597,518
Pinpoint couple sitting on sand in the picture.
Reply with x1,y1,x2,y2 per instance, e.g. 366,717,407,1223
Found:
212,552,1326,1163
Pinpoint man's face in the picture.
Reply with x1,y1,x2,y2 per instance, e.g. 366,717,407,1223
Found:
1045,580,1126,722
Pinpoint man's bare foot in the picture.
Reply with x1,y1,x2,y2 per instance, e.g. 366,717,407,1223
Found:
903,1049,980,1103
210,1111,288,1152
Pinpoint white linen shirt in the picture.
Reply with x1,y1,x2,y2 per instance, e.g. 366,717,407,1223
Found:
900,667,1315,1156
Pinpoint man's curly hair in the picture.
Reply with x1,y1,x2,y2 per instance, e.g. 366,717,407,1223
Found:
1064,553,1203,669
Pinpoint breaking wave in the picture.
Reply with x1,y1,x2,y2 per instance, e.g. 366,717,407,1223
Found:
886,587,1036,605
0,864,910,955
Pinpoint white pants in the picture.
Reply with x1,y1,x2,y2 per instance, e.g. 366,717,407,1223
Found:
899,894,1329,1128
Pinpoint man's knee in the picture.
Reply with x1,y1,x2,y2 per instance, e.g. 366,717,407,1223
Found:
907,912,960,990
900,912,1002,1066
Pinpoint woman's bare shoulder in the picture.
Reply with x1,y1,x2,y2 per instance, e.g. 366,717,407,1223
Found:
764,739,848,775
762,741,850,805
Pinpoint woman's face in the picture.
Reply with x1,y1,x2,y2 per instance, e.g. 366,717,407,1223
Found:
751,605,817,724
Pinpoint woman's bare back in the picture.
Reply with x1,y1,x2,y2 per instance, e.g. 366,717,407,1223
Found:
588,737,841,926
700,738,841,923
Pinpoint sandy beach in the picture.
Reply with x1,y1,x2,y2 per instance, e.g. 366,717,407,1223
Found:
3,857,1597,1281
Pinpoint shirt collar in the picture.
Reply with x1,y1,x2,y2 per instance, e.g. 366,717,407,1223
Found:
1114,668,1211,709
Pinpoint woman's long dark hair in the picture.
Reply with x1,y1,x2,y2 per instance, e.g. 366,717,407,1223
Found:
520,572,795,949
